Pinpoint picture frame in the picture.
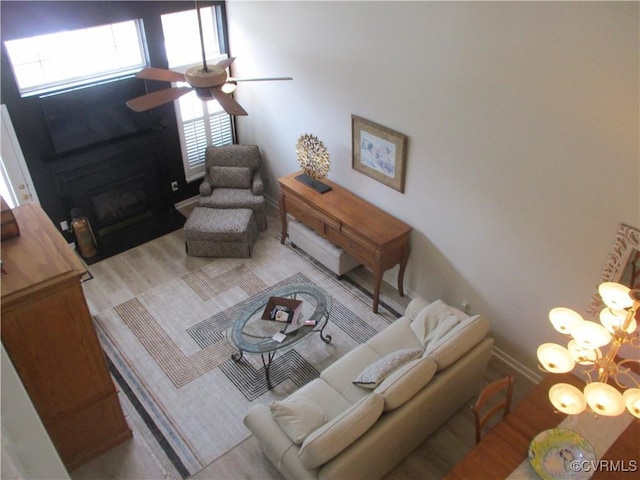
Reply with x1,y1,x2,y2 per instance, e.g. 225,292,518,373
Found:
351,115,408,193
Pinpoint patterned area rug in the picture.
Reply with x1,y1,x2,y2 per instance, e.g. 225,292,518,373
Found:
92,231,403,478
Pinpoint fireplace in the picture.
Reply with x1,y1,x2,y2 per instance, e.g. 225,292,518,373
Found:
90,174,151,236
52,134,185,261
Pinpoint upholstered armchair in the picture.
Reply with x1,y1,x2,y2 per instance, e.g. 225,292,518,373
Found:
198,144,267,231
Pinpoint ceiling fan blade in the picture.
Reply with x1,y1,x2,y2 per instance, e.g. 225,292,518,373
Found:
210,88,248,116
126,87,191,112
216,57,236,69
228,76,293,82
135,67,186,83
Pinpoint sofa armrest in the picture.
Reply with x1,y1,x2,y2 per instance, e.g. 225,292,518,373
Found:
404,296,430,321
199,179,212,196
252,170,264,195
244,404,296,470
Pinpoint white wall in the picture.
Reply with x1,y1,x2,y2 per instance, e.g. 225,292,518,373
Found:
225,1,639,370
1,346,69,479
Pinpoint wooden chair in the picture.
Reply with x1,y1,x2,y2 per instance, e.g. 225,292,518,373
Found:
470,374,515,444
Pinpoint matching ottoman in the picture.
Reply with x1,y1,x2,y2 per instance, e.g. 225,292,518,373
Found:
184,207,257,258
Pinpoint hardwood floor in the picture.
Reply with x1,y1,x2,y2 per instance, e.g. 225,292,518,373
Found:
72,204,537,480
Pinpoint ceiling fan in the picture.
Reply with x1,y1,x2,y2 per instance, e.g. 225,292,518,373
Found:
126,2,291,116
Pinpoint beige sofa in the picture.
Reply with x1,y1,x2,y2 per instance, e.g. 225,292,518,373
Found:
243,297,494,480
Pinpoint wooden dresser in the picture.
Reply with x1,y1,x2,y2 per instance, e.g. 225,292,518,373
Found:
1,203,131,470
278,172,412,313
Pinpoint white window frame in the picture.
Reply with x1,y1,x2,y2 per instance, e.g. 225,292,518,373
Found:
161,8,233,183
4,20,147,97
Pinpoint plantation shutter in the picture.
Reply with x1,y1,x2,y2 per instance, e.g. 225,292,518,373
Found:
178,107,233,182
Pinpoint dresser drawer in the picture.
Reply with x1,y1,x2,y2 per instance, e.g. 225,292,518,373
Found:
341,224,378,254
285,197,325,233
325,225,375,266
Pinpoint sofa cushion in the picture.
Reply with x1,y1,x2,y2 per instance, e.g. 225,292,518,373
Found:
270,397,327,445
292,378,352,420
353,348,423,389
210,166,252,188
425,315,490,370
374,356,438,411
320,344,381,404
366,316,423,357
298,393,384,469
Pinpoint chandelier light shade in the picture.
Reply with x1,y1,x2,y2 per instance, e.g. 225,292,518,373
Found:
537,282,640,418
584,382,626,416
623,388,640,417
570,321,611,349
600,308,637,334
598,282,634,309
567,340,601,364
537,343,575,373
549,307,584,334
294,134,332,194
548,383,587,414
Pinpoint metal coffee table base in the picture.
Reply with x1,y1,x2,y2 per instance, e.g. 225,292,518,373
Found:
232,329,331,389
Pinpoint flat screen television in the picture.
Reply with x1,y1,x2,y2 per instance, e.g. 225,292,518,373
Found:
40,77,155,155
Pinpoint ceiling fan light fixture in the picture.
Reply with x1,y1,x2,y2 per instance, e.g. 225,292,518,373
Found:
221,81,237,94
194,88,215,101
185,65,227,88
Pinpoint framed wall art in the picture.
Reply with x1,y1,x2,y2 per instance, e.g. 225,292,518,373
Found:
351,115,408,193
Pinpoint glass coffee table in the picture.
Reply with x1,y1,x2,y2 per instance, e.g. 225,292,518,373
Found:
230,283,332,389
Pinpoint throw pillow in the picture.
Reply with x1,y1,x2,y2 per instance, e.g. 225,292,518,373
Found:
353,348,423,389
270,396,327,445
210,166,252,188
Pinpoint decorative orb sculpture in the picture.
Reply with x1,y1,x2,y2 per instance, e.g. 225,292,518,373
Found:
295,134,332,193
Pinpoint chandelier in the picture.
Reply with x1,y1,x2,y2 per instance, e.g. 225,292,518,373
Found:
537,281,640,418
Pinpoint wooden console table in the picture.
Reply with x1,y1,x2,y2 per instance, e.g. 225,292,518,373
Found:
278,172,412,313
445,373,639,479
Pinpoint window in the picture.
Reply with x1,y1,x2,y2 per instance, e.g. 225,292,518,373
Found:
161,6,233,183
4,20,146,97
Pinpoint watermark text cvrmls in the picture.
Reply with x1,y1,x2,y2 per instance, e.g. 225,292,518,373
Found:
570,460,637,473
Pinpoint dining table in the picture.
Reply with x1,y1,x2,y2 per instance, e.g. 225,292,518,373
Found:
444,373,639,479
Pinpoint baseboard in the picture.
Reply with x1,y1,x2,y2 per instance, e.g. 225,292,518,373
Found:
492,345,541,384
174,196,199,210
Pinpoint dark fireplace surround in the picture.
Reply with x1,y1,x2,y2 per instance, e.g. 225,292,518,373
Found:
51,133,184,261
